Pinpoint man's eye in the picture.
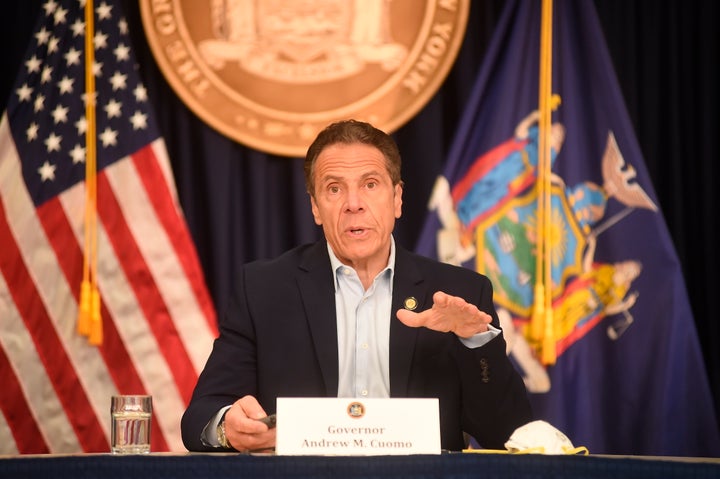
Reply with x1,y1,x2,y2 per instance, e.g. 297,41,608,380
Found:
329,186,340,194
366,181,377,189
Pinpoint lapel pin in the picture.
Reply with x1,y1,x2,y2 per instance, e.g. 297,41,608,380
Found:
403,297,418,311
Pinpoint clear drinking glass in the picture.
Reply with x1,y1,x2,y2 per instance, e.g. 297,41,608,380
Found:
110,395,152,454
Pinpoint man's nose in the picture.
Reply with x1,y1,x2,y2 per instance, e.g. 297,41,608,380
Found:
344,188,364,212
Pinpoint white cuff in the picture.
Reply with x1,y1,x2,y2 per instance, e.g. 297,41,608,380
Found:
459,323,500,348
200,405,232,447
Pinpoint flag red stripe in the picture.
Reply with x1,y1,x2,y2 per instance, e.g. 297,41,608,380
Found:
451,137,531,201
0,200,108,452
96,172,197,402
132,145,217,333
35,196,170,452
0,345,49,454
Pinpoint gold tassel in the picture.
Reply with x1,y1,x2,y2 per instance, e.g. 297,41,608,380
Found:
88,286,103,345
530,284,546,342
77,280,91,336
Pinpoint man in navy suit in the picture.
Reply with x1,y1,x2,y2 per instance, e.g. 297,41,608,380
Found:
181,120,532,452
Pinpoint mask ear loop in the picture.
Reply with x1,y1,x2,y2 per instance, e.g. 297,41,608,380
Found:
462,445,589,455
509,446,547,454
462,448,510,454
462,447,546,454
563,446,590,455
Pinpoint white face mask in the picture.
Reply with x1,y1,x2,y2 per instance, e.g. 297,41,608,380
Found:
504,420,588,455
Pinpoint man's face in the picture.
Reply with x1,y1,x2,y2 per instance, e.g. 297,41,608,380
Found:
310,142,403,271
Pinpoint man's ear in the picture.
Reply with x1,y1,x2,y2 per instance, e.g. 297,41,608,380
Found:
310,195,322,225
394,183,403,219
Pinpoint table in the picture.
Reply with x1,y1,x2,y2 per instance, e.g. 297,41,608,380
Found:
1,452,719,479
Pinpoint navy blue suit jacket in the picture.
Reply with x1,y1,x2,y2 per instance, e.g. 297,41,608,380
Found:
181,241,532,451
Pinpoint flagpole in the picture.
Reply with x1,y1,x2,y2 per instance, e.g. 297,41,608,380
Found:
78,0,103,345
531,0,556,365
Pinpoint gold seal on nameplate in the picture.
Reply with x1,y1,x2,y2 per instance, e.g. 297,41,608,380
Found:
139,0,469,157
347,402,365,419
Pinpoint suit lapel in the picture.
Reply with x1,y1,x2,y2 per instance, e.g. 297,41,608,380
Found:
297,242,339,396
389,247,427,397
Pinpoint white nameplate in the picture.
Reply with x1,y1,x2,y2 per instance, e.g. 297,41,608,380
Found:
275,397,440,456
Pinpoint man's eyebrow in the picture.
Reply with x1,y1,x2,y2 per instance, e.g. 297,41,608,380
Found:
361,170,384,179
319,174,343,184
319,171,384,183
318,170,383,184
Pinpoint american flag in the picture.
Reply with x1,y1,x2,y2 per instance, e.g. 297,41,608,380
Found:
0,0,217,453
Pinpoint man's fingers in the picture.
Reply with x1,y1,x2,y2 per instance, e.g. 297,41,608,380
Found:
234,429,277,451
432,291,450,307
437,292,483,319
237,395,267,421
238,416,274,434
396,308,423,327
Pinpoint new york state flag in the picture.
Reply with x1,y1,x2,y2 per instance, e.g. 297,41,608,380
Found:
416,0,720,456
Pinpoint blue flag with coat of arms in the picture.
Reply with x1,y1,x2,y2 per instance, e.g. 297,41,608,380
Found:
416,0,720,456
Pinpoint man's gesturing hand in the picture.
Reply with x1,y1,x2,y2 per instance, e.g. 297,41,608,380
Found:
396,291,493,338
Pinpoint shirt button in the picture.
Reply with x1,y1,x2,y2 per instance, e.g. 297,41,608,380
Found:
361,390,368,396
361,343,369,349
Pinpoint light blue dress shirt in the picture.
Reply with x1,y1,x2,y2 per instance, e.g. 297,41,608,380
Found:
328,240,395,398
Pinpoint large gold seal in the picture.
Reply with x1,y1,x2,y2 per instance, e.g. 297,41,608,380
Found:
140,0,469,157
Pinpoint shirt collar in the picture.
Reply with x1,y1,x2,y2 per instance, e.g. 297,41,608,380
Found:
327,236,396,291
